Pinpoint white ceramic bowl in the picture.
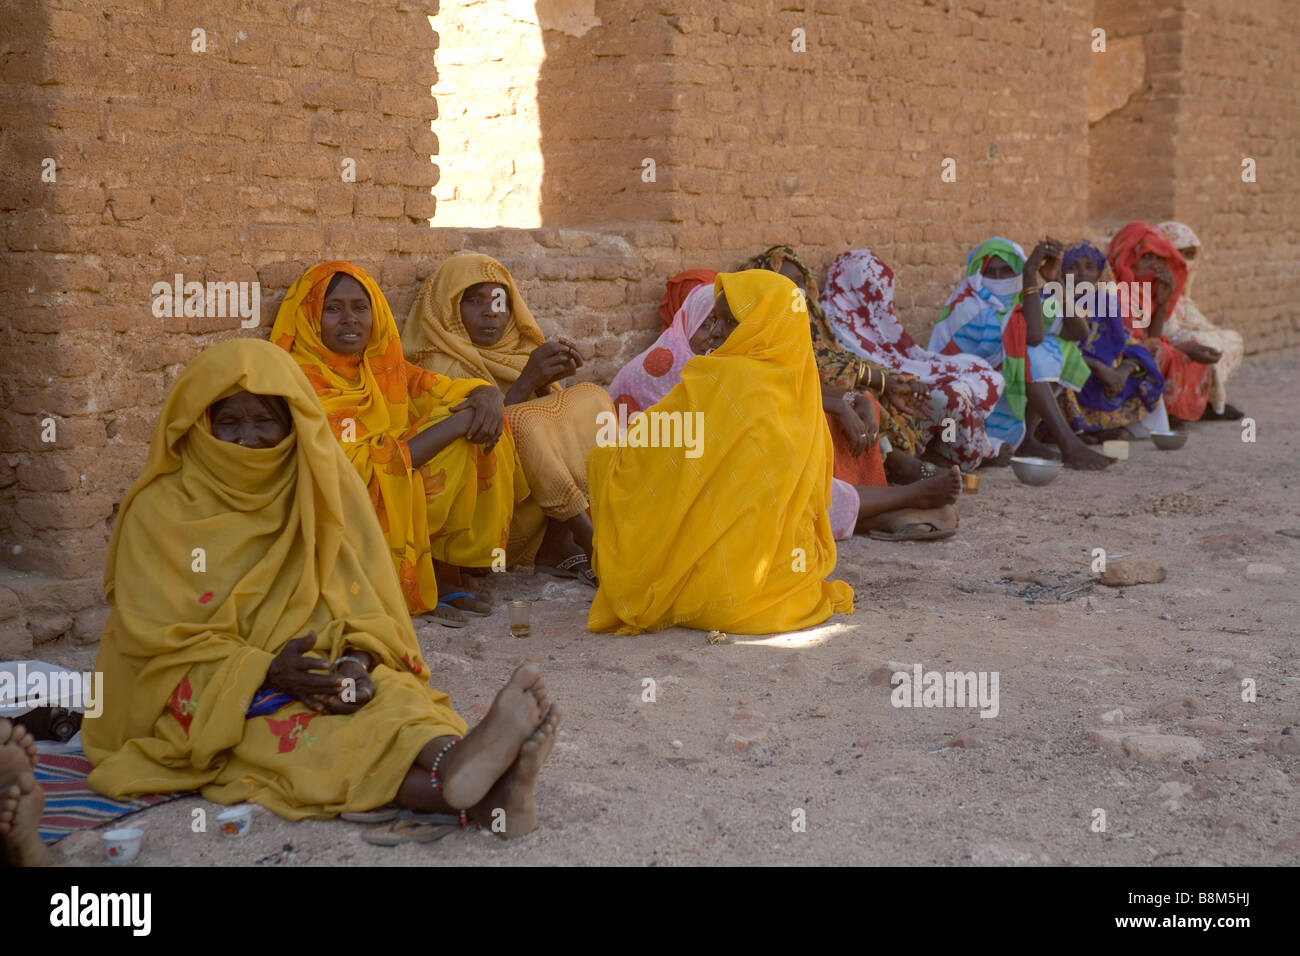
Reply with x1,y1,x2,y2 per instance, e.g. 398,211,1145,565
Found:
1009,455,1063,486
103,827,143,865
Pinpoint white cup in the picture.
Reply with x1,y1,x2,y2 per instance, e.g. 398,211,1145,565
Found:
102,827,143,865
216,804,254,838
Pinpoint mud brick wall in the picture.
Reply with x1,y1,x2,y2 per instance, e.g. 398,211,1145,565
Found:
1172,0,1300,354
2,0,1298,654
661,1,1093,345
1088,0,1183,225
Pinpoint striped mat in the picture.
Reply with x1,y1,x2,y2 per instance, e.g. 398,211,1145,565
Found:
36,750,184,844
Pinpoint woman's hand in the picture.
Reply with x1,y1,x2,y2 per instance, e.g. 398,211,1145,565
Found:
450,385,505,452
511,340,582,402
1177,341,1222,365
883,373,930,419
1095,363,1130,398
266,632,344,713
836,394,878,457
1027,238,1064,285
317,659,376,715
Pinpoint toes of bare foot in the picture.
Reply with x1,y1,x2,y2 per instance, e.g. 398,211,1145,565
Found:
1064,446,1112,471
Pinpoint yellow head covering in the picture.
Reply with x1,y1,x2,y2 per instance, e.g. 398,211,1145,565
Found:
401,253,552,389
586,269,854,635
85,338,438,795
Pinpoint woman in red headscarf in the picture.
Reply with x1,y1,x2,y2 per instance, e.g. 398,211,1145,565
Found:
1107,222,1215,422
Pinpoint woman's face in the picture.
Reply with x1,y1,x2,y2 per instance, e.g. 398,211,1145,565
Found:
1068,257,1102,285
980,256,1017,279
1135,251,1170,278
689,291,739,354
209,391,291,448
459,282,510,347
1177,245,1197,264
320,274,373,355
775,259,803,286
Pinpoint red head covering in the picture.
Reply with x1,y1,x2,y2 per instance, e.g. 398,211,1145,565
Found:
1107,222,1188,334
658,269,718,331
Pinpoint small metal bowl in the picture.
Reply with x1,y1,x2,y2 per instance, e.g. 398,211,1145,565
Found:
1149,430,1188,450
1010,455,1063,486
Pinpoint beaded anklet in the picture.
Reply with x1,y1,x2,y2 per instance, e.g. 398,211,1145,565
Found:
429,737,468,826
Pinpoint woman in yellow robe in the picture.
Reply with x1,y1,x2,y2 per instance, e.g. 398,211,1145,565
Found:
586,270,855,635
83,339,558,834
273,261,529,623
402,253,613,587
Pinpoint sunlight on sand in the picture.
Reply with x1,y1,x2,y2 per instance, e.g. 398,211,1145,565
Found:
732,621,853,650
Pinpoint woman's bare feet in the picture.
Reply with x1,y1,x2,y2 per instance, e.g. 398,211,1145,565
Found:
981,445,1014,468
1060,440,1113,471
0,723,49,866
907,466,962,508
474,704,561,839
438,664,548,809
884,450,924,484
1017,436,1060,460
0,718,38,771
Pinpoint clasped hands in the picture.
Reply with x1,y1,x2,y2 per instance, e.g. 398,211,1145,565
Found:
267,632,375,716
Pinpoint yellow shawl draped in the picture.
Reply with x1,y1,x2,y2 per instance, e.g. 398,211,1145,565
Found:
84,339,465,815
401,252,556,391
271,261,520,613
586,270,855,635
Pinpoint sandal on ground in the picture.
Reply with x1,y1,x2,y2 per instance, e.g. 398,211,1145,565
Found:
1199,403,1244,421
430,603,471,628
361,816,458,847
439,590,491,618
869,523,957,542
341,803,401,824
536,553,598,589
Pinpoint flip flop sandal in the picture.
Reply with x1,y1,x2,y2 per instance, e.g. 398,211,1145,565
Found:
537,553,598,589
431,603,471,628
361,817,457,847
868,523,957,542
341,803,401,824
439,590,491,618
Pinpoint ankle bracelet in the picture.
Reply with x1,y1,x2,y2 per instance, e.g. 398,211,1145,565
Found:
428,737,468,825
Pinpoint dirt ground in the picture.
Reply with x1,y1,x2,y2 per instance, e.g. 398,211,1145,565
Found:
40,349,1300,867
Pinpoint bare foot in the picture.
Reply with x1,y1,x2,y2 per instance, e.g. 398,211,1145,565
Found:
0,718,38,771
475,703,562,839
907,466,962,508
1017,436,1061,460
981,445,1014,468
1061,441,1113,471
439,664,547,809
884,450,923,484
0,726,49,866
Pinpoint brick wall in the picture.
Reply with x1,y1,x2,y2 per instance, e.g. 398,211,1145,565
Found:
1172,0,1300,353
662,1,1093,344
1,0,1297,653
1088,0,1183,224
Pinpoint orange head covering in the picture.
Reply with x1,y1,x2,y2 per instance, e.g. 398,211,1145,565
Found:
1107,222,1188,332
658,269,718,331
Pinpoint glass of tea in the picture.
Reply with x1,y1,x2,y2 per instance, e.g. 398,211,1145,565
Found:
508,600,531,638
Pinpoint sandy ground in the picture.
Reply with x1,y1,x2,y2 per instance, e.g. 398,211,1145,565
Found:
37,348,1300,867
